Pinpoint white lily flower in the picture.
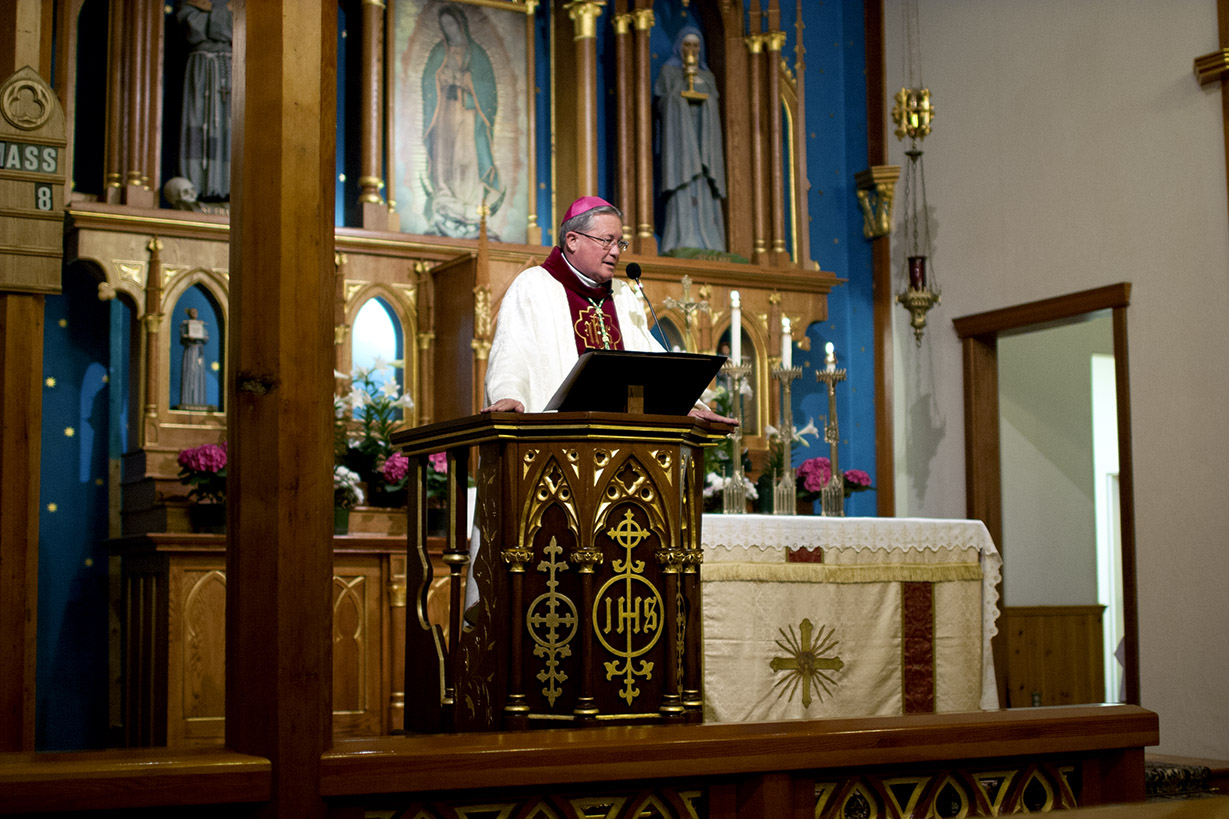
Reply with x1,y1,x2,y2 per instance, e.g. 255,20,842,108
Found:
371,355,390,372
348,389,369,408
765,423,780,440
333,369,349,380
379,378,399,398
394,393,415,408
739,380,753,397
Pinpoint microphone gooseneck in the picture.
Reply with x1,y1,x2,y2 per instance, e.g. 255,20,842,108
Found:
626,263,666,348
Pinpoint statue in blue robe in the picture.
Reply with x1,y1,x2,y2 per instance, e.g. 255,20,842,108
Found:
655,26,727,254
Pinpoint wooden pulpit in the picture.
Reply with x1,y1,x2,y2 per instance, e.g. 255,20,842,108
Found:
391,411,731,732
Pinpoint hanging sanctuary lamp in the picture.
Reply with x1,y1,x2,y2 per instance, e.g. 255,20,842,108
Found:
892,0,940,346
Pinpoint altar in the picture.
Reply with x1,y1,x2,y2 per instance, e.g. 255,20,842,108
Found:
699,515,1001,723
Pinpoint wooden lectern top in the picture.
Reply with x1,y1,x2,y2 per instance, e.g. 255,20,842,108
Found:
391,410,734,456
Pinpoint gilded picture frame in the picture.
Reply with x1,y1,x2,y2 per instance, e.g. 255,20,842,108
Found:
388,0,535,243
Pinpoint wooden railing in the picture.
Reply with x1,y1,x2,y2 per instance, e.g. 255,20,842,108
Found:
0,705,1158,816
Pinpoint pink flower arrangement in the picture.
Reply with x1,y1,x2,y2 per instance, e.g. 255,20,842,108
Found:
797,456,832,493
795,456,874,502
428,451,448,473
177,442,228,505
382,451,410,484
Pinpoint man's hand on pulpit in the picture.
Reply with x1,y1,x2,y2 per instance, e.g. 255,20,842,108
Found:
689,406,738,426
482,398,525,413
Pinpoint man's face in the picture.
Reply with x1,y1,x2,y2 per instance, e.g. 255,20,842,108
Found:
563,213,623,283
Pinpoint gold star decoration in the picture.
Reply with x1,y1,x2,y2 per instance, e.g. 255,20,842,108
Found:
95,478,104,486
46,503,57,512
84,558,94,567
211,361,220,372
58,319,67,327
44,377,55,388
101,374,109,383
64,427,75,438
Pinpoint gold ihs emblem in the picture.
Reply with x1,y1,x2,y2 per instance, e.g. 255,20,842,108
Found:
574,304,621,350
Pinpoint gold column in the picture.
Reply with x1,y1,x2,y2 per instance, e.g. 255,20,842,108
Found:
632,6,656,254
415,261,434,426
566,0,605,196
359,0,387,229
143,0,163,199
103,0,125,201
766,30,788,264
141,237,163,446
613,9,635,242
334,251,349,380
746,33,768,264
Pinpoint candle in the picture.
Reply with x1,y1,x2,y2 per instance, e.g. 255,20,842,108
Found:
825,341,836,373
780,316,792,369
730,291,741,364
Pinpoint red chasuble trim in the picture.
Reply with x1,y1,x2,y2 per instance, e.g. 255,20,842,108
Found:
541,247,624,354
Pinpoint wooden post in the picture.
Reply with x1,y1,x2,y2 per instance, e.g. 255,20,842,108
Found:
865,0,896,517
746,34,768,265
566,1,604,197
226,3,336,817
359,0,387,229
0,293,42,752
612,5,635,244
0,3,55,751
632,5,656,255
765,30,787,265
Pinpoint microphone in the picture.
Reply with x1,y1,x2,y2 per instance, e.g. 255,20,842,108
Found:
626,263,666,348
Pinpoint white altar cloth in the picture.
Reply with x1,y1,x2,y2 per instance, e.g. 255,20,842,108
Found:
700,515,1001,722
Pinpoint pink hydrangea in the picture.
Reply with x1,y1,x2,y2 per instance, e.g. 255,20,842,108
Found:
844,469,872,488
382,451,410,483
796,456,831,492
178,442,227,474
428,451,448,474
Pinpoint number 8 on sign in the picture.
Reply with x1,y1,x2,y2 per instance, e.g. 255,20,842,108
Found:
35,184,52,211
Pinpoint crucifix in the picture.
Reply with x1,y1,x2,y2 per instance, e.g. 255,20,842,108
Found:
662,275,709,351
1193,0,1229,224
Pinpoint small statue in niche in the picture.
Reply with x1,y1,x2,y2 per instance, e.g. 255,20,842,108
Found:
178,307,212,410
176,0,232,201
655,26,727,255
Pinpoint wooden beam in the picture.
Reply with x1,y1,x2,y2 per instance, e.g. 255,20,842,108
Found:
226,3,337,817
0,294,42,752
865,0,896,517
0,0,50,754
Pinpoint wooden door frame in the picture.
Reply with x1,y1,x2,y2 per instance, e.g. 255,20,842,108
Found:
953,283,1139,706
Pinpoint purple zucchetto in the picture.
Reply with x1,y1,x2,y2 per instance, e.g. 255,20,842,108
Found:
562,195,615,223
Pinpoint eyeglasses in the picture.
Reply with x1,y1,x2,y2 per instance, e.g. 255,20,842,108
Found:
573,231,630,252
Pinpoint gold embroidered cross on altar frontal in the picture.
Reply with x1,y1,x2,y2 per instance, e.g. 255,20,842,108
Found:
770,618,844,708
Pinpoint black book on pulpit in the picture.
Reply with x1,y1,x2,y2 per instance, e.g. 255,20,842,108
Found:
543,349,726,416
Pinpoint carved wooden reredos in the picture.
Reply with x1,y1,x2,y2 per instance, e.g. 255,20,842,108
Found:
57,0,836,498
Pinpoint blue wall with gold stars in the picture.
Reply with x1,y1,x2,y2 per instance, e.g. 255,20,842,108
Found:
38,265,127,750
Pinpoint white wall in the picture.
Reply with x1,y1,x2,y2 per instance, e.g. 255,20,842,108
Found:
999,317,1110,607
885,0,1229,757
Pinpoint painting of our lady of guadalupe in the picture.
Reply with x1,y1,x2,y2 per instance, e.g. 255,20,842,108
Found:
391,0,530,242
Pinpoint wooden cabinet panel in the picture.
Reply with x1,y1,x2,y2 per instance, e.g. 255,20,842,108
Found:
115,535,444,746
1001,605,1105,707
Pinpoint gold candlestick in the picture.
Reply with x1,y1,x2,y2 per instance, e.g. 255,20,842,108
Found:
816,351,848,518
720,360,752,514
771,365,803,515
